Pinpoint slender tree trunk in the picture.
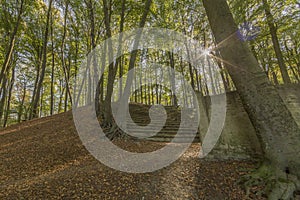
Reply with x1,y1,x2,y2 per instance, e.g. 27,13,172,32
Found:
0,77,7,122
180,58,188,106
31,0,53,119
50,11,55,116
284,38,300,83
60,0,72,110
168,52,178,106
99,40,107,103
29,60,41,118
203,0,300,197
213,51,230,92
0,0,24,85
40,86,44,117
272,71,279,85
117,0,126,101
18,84,26,123
151,78,154,104
119,56,124,99
201,59,209,95
262,0,291,84
159,70,164,105
206,56,216,95
140,70,144,104
3,67,15,127
195,68,200,91
58,80,65,113
64,83,68,112
144,69,148,104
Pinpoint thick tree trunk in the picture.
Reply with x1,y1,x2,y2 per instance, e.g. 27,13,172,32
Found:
101,0,127,121
105,0,152,128
203,0,300,197
102,0,116,123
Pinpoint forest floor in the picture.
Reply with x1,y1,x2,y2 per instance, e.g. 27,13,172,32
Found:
0,111,265,199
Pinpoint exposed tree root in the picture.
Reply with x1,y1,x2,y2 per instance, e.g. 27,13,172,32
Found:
106,123,124,140
238,162,300,199
97,109,136,141
102,122,133,141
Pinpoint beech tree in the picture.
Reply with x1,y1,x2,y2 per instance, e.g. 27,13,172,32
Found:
30,0,53,119
1,0,298,126
203,0,300,198
262,0,291,84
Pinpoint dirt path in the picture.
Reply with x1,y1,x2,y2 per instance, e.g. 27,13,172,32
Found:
0,112,263,199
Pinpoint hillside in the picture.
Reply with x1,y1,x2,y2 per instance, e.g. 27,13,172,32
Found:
0,111,264,199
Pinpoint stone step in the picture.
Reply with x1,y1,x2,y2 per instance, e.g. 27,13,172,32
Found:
126,123,197,127
126,126,196,130
126,126,197,131
125,104,200,143
127,119,195,123
128,115,180,118
149,133,200,138
145,137,200,143
100,132,199,137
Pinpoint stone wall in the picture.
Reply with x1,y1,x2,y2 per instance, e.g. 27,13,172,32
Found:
277,85,300,126
198,85,300,160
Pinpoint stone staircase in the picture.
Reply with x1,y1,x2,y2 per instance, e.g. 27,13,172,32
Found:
124,103,200,142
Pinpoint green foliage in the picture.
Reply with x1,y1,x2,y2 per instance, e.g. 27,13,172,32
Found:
0,0,299,126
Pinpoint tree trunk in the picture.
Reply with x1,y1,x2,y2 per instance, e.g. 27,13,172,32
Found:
18,84,26,123
31,0,53,119
60,0,72,110
108,0,152,129
50,10,55,116
262,0,291,84
206,55,216,95
168,52,178,106
0,0,24,85
0,77,8,122
3,67,15,127
203,0,300,197
102,0,116,123
29,59,41,119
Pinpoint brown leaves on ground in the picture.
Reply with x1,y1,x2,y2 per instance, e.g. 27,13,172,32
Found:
0,112,265,199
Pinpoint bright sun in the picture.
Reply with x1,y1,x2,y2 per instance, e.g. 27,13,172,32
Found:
202,48,211,56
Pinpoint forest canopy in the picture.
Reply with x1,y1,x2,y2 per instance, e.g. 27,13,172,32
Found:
0,0,299,126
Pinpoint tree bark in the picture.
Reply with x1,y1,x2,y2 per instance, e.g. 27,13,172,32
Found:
60,0,72,110
106,0,152,126
262,0,291,84
50,12,55,116
31,0,53,119
3,67,15,127
0,0,24,85
203,0,300,195
0,77,7,122
18,83,26,123
101,0,118,123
